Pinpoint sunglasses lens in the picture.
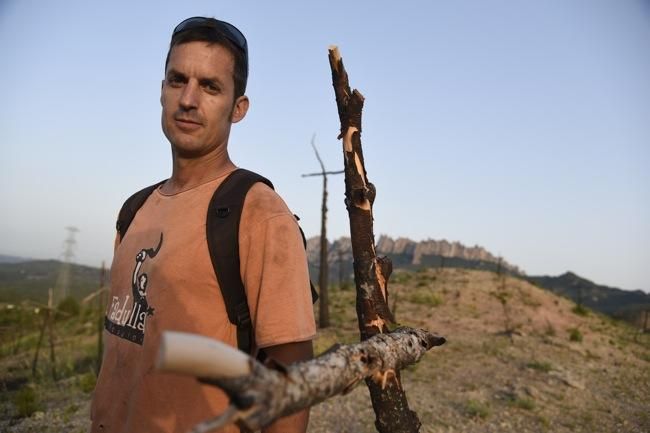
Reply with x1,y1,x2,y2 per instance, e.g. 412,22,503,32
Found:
173,17,247,53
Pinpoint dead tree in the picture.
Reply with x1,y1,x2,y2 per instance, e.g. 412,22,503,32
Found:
157,327,445,432
302,134,343,328
31,288,57,380
328,45,423,433
492,257,514,342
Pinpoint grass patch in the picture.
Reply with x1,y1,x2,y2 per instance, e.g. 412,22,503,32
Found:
512,397,536,410
13,385,42,418
569,328,583,342
465,399,490,419
409,290,442,307
526,360,552,372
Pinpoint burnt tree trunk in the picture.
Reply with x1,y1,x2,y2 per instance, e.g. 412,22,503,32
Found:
318,173,329,327
328,46,422,433
302,136,343,328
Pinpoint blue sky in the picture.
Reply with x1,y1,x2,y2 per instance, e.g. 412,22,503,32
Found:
1,0,648,291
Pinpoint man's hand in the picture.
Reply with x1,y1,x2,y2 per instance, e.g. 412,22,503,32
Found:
260,340,314,433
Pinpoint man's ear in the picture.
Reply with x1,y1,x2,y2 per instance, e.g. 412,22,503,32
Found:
231,95,250,123
160,79,165,106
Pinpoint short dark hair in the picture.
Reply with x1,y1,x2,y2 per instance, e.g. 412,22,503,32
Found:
164,26,248,99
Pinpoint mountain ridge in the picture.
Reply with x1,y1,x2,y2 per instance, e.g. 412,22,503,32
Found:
306,235,649,325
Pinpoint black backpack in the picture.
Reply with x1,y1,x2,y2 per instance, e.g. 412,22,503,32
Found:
115,168,317,355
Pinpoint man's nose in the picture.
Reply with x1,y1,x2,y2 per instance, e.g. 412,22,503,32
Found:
179,80,199,109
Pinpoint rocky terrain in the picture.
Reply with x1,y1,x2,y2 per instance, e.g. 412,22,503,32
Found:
2,268,649,432
307,236,523,280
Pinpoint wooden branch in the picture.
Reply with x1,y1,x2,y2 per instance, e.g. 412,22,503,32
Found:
328,45,423,432
301,170,344,177
157,327,445,432
311,133,326,173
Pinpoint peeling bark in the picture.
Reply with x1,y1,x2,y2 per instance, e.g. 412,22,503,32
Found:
157,327,445,432
328,45,422,433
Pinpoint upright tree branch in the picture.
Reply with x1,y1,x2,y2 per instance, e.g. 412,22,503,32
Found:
328,45,422,433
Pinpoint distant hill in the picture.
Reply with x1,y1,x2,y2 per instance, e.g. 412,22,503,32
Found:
0,254,31,264
307,236,648,324
527,272,650,324
0,260,104,304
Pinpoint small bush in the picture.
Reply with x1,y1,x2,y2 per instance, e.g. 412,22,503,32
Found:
513,397,536,410
13,386,41,418
78,372,96,393
572,304,589,317
526,360,552,372
57,296,80,318
465,399,490,419
569,328,583,342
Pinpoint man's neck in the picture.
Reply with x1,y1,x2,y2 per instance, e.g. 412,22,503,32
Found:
162,149,236,195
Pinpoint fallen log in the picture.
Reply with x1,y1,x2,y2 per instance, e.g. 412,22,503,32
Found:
157,327,445,433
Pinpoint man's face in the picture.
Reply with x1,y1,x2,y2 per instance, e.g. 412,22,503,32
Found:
161,41,248,159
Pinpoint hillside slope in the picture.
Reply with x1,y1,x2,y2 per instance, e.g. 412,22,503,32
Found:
1,268,648,432
0,260,104,303
309,268,649,433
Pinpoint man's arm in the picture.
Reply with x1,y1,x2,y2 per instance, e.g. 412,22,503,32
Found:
260,340,314,433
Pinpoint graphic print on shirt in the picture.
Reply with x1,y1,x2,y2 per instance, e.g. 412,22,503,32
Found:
105,233,163,345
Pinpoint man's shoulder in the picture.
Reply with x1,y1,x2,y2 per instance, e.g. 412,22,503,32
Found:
243,181,293,221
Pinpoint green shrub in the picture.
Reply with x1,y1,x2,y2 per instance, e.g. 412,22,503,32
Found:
13,386,41,418
571,304,589,317
526,360,552,372
513,397,536,410
569,328,583,342
465,399,490,419
78,372,97,393
57,296,80,318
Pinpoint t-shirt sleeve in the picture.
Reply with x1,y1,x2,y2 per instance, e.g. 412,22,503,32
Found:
239,183,317,349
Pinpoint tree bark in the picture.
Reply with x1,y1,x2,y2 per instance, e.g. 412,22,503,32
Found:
328,45,422,433
157,327,445,433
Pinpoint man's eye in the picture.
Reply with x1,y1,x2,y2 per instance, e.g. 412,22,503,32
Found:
205,84,220,93
167,76,184,86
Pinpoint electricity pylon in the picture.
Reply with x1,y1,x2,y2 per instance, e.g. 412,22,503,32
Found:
55,226,79,303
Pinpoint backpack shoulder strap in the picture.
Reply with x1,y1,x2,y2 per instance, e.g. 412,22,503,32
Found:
206,169,273,354
116,180,166,240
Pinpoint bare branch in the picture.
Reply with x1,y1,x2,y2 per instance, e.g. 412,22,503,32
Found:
311,133,326,173
157,327,445,432
301,170,345,177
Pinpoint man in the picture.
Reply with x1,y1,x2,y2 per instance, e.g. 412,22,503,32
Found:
91,17,316,433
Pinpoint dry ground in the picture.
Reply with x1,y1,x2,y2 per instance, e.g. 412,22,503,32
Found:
2,268,649,432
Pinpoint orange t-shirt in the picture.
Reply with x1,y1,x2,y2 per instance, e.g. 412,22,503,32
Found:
90,173,316,433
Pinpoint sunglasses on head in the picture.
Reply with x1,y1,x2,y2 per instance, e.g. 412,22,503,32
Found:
173,17,248,60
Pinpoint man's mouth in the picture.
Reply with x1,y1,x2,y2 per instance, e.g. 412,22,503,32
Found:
174,117,202,131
